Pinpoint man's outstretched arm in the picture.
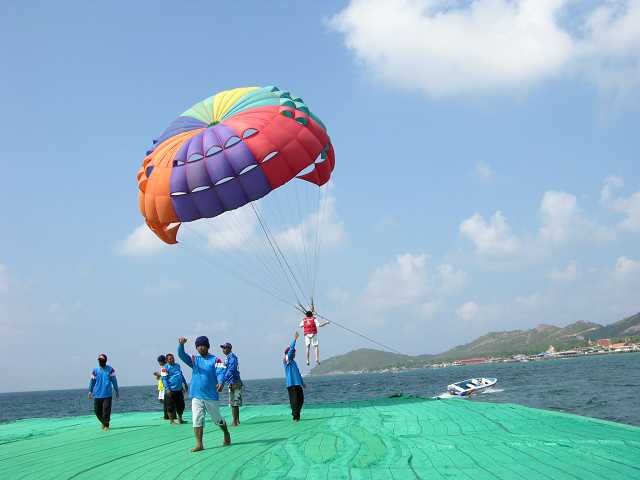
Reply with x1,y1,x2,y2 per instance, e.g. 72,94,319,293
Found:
177,338,194,368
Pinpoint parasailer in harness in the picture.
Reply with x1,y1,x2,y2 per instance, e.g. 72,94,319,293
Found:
299,310,329,366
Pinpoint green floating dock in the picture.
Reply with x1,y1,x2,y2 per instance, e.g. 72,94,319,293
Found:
1,396,639,479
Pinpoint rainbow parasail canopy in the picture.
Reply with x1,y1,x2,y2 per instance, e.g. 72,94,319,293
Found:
137,86,335,244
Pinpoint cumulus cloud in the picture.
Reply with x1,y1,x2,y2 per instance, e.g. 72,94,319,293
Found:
457,301,480,320
330,0,640,98
539,190,614,244
119,190,346,257
363,253,431,311
614,256,640,275
548,260,579,282
274,194,346,252
460,211,521,257
437,264,468,293
119,224,168,256
362,254,468,311
601,176,640,232
539,191,579,244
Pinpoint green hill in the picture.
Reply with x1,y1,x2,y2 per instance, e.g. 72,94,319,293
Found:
583,312,640,340
311,312,640,375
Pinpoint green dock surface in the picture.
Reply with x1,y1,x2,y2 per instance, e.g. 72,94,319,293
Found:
1,396,639,479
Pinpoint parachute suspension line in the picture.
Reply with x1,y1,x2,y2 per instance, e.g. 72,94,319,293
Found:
177,230,300,311
315,313,405,356
311,186,329,304
250,202,307,309
293,180,313,298
182,219,291,303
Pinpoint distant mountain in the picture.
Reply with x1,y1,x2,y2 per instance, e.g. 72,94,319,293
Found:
311,349,420,375
310,312,640,375
433,320,601,361
584,312,640,340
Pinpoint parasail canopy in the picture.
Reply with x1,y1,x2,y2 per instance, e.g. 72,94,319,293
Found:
137,86,335,245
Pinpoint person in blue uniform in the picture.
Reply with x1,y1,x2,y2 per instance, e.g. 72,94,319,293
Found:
220,342,243,426
88,353,119,431
178,336,231,451
161,353,188,425
283,332,305,422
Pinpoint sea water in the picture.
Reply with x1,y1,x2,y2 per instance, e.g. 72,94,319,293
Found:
1,352,638,426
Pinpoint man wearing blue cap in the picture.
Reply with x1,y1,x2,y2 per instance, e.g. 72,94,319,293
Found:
88,353,119,431
178,335,231,451
220,342,242,426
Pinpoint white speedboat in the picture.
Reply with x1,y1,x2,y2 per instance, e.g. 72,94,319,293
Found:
447,377,497,396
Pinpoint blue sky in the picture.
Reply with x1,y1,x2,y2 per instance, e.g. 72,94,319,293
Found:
1,0,639,392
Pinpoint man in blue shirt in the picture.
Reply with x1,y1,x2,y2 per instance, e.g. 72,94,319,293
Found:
161,353,189,425
283,332,305,422
220,342,242,426
88,353,119,431
178,336,231,451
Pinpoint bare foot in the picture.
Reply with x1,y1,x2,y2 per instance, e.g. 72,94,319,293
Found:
191,445,204,452
178,419,187,424
170,421,177,426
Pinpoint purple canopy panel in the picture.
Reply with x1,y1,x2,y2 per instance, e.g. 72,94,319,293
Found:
174,141,190,164
223,141,257,175
238,166,272,201
185,158,211,193
205,155,236,185
202,128,221,155
191,187,225,219
214,178,249,212
170,166,199,222
186,133,204,161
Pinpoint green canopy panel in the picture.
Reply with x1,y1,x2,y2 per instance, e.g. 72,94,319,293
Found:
1,396,638,479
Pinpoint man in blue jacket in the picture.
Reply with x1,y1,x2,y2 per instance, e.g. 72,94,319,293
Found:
178,336,231,451
220,342,243,426
161,353,189,425
88,353,119,431
283,332,305,422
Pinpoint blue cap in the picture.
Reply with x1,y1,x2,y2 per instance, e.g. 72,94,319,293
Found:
195,336,210,348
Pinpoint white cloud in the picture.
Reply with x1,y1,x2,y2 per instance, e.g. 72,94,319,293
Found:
274,194,346,252
0,264,8,293
539,191,578,244
548,260,579,282
460,211,521,257
539,190,614,244
363,253,431,310
601,177,640,232
614,256,640,275
185,207,258,251
474,161,495,183
119,224,168,256
600,175,624,203
437,264,468,293
331,0,640,98
457,301,479,320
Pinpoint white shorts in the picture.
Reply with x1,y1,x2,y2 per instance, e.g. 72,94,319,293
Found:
305,334,318,347
191,398,226,428
158,390,165,400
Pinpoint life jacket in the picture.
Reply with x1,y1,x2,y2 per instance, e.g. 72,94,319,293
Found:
303,317,318,335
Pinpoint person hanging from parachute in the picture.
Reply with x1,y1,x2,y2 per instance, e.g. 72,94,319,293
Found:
137,86,402,360
299,309,330,366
